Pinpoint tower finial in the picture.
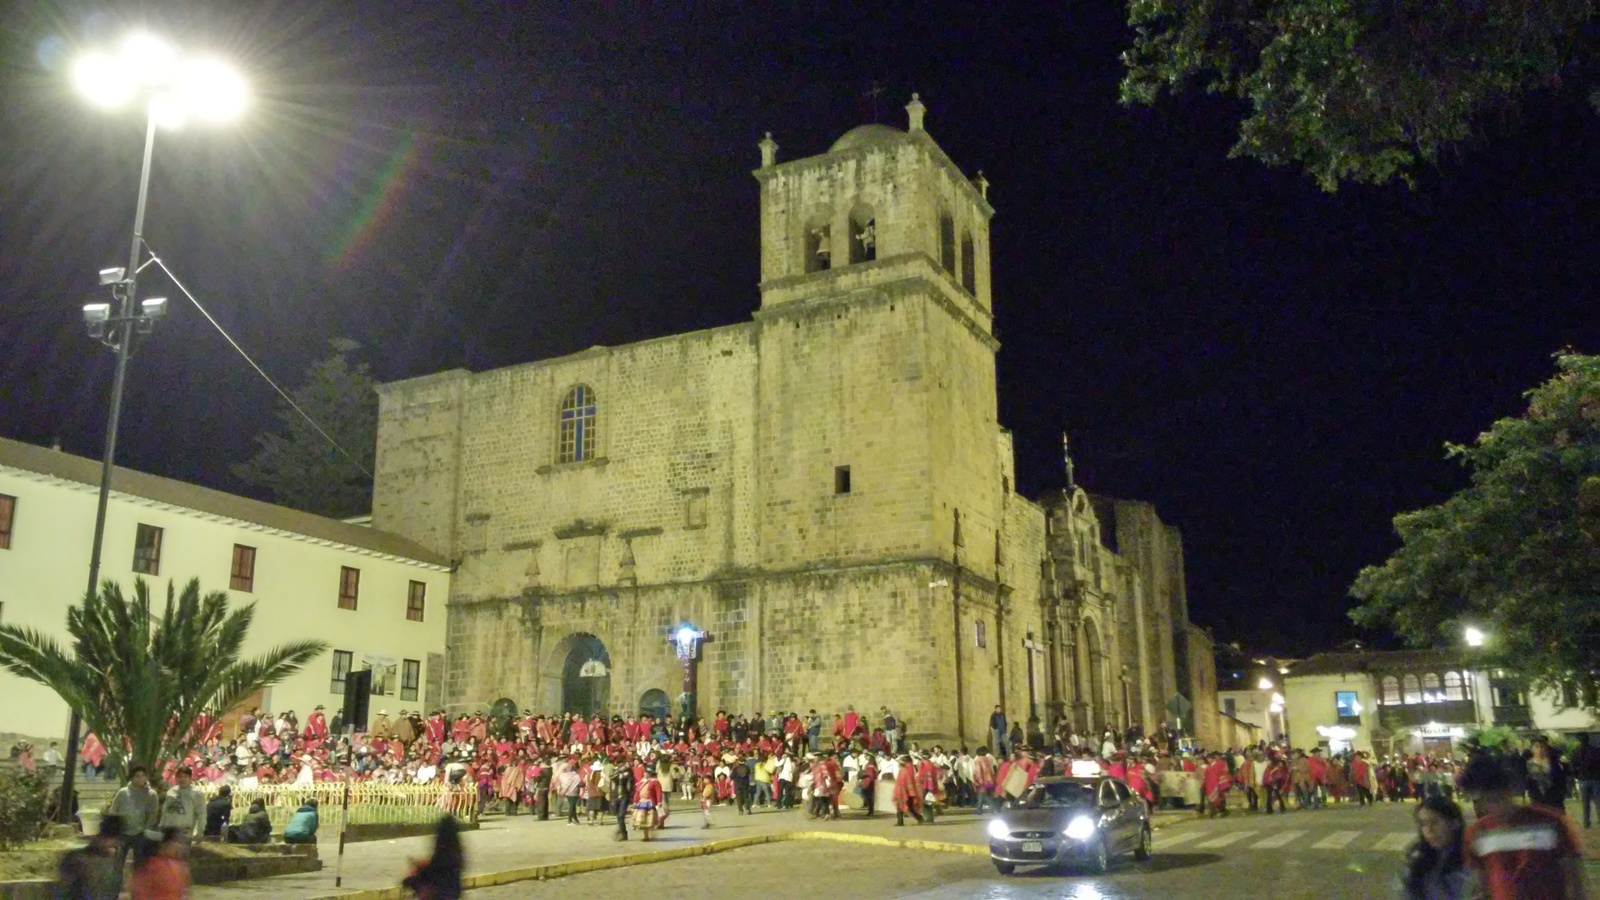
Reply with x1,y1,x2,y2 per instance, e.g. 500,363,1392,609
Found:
906,92,926,132
1062,431,1076,491
758,131,778,168
973,170,989,201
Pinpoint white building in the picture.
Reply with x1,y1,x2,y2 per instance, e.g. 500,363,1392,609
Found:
0,437,451,745
1284,649,1600,758
1217,688,1287,743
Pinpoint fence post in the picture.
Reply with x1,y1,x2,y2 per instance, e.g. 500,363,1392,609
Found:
335,776,351,888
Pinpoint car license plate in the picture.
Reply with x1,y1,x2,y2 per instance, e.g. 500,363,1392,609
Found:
1022,840,1043,853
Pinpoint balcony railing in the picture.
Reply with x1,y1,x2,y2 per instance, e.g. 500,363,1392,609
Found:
1378,700,1479,729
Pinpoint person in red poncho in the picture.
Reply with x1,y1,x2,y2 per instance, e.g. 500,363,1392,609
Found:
1126,758,1153,804
892,755,923,826
1262,752,1291,814
307,706,328,741
633,765,664,840
1306,748,1328,809
1350,746,1376,800
1202,753,1232,818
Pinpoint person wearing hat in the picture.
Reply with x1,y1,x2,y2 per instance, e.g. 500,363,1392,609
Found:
893,754,923,825
307,705,328,741
634,764,664,840
858,752,879,817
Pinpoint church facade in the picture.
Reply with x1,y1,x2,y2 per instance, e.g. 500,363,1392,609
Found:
370,98,1209,743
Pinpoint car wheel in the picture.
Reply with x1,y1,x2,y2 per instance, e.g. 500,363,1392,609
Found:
1134,825,1152,861
1083,835,1110,875
993,861,1015,876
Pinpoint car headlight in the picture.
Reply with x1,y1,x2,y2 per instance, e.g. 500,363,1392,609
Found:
1064,815,1097,841
987,818,1010,840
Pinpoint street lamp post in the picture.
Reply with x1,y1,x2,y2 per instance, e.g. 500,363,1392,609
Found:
670,624,711,722
57,33,245,823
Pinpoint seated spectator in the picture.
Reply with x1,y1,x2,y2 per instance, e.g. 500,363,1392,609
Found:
203,785,233,839
283,799,319,844
225,799,272,844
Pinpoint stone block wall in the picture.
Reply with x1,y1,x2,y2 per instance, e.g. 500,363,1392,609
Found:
439,561,966,738
373,370,468,556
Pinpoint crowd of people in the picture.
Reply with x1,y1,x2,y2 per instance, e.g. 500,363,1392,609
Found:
47,702,1600,900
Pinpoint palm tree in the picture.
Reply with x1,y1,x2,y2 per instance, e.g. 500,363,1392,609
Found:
0,578,327,777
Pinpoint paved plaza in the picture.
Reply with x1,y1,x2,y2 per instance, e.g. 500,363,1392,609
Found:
184,802,1470,899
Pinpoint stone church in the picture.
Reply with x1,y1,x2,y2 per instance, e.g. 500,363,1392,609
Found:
371,97,1212,744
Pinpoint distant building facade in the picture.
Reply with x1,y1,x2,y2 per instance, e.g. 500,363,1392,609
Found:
371,100,1214,743
1284,648,1600,757
0,438,450,745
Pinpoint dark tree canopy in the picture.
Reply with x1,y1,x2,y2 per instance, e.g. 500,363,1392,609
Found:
1351,352,1600,705
1121,1,1598,189
233,338,377,519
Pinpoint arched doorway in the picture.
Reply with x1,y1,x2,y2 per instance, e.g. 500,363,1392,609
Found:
1080,618,1106,734
548,633,611,718
639,688,670,721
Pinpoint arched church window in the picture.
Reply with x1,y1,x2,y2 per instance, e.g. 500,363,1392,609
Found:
960,231,976,293
849,205,876,264
1381,676,1400,705
1444,671,1464,701
939,213,955,274
1402,674,1421,705
558,385,597,463
805,221,831,273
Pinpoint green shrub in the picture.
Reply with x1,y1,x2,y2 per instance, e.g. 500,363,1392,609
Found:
0,770,50,850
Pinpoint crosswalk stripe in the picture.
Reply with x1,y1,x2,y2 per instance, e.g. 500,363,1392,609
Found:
1373,832,1414,852
1196,831,1255,848
1251,830,1305,849
1312,831,1361,849
1156,830,1202,847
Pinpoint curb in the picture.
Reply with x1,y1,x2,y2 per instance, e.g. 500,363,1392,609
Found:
306,829,989,898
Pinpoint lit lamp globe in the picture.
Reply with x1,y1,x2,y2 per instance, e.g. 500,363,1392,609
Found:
1464,627,1486,648
71,33,246,125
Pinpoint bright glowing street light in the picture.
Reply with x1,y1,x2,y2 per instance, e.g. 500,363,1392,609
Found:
1257,677,1274,691
57,31,245,824
1464,626,1486,648
70,33,247,125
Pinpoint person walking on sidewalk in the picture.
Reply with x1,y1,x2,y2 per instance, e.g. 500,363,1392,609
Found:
402,816,464,900
610,763,636,841
555,762,583,825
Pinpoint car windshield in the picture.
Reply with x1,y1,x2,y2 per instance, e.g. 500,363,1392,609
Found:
1020,782,1097,809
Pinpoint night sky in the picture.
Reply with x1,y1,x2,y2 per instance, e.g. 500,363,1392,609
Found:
2,3,1595,655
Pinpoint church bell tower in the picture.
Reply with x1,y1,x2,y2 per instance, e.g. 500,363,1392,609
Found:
749,96,1006,581
752,94,994,331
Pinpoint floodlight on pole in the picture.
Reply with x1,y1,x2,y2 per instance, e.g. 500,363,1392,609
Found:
1464,626,1486,648
70,34,247,125
56,32,245,824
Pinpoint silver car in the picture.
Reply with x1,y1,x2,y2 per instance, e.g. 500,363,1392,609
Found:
986,775,1152,875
